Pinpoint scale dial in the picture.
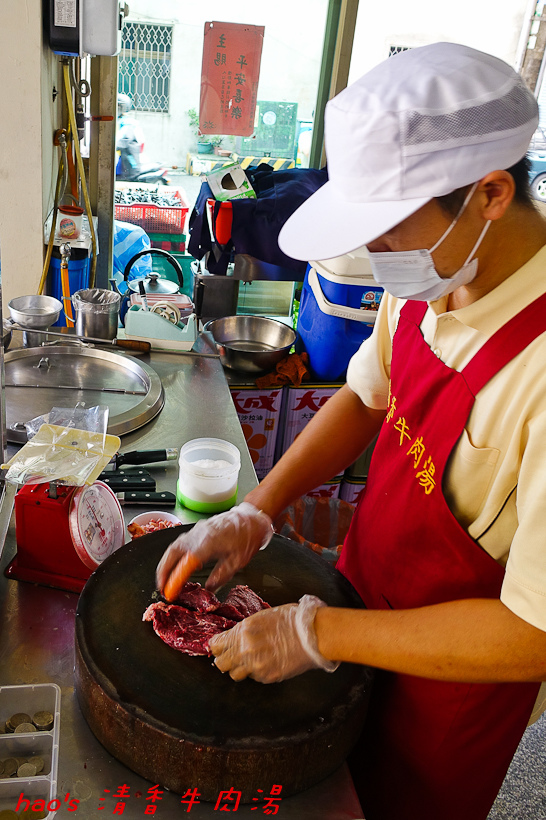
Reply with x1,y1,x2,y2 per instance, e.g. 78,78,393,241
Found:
69,481,125,569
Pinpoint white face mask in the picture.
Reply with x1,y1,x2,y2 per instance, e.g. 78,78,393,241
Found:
368,183,491,302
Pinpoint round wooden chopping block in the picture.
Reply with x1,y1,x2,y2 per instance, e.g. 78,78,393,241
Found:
75,527,373,802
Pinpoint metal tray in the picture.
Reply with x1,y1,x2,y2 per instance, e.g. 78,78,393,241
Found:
4,346,164,443
0,683,61,819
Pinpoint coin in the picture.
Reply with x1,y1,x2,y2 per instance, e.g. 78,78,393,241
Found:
0,811,20,820
18,812,47,820
8,712,31,730
27,755,44,774
15,757,28,766
1,757,18,777
14,723,36,734
17,762,38,778
32,710,54,731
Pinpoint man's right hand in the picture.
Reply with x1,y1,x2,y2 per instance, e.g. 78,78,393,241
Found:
156,501,274,595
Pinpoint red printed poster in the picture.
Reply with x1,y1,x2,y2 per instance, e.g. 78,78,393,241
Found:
199,21,264,137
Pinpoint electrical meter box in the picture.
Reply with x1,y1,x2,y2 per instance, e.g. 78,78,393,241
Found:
45,0,126,57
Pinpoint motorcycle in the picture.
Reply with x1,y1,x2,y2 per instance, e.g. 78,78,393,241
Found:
116,151,172,185
115,100,171,185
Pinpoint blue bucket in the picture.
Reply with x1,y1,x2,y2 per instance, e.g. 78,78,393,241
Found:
296,263,383,381
48,252,91,326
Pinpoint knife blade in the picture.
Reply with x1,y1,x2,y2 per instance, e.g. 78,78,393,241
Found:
116,491,177,507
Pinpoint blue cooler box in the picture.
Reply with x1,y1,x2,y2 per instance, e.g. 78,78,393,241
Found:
296,261,383,381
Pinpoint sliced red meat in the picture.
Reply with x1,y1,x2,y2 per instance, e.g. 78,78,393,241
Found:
213,601,246,622
143,601,237,656
223,585,271,618
172,582,270,621
144,583,271,656
174,581,221,613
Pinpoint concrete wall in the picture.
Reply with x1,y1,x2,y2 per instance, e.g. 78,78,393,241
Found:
0,1,60,307
348,0,531,83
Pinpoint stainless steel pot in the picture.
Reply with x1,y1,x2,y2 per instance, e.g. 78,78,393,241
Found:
205,315,296,374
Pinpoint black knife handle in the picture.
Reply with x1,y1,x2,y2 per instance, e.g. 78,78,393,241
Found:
100,470,156,491
117,449,176,467
121,491,177,506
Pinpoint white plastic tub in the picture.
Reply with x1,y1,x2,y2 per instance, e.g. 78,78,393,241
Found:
177,437,241,513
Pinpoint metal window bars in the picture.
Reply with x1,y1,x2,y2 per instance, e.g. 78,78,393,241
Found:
119,21,173,113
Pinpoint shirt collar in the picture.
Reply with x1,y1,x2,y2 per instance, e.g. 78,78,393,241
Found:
428,245,546,334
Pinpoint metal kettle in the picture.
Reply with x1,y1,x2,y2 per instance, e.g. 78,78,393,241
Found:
111,248,185,324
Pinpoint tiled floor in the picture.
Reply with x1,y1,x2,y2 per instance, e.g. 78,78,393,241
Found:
489,712,546,818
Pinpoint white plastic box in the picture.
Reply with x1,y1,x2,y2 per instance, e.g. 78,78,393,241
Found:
0,683,61,819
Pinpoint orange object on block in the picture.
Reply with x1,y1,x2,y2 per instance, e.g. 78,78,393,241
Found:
163,552,203,602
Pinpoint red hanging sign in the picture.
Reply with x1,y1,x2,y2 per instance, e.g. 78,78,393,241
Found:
199,21,264,138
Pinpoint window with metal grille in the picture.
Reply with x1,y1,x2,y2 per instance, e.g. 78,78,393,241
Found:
389,45,410,57
118,21,173,113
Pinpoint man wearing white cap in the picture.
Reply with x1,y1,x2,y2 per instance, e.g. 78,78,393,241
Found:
158,43,546,819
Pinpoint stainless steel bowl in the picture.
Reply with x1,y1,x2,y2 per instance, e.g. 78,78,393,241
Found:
205,315,296,374
8,295,63,329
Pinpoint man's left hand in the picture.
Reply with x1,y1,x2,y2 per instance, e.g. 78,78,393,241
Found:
209,595,340,684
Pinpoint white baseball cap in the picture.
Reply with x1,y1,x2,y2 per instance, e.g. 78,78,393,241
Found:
278,42,538,261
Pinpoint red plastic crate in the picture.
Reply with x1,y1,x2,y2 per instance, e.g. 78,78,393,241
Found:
115,189,189,234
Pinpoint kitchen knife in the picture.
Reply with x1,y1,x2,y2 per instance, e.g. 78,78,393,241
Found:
116,491,177,507
106,449,179,471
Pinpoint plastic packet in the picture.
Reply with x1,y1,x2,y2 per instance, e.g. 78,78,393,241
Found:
2,404,120,487
72,288,121,314
24,403,109,440
273,496,356,564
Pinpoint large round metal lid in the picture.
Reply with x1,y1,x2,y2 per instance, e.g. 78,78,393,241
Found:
4,346,164,443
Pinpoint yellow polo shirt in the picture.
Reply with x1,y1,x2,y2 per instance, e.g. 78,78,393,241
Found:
347,244,546,719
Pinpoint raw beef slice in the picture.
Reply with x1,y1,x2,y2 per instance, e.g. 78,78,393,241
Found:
143,601,237,656
222,585,271,618
175,581,222,613
143,583,271,656
174,582,270,622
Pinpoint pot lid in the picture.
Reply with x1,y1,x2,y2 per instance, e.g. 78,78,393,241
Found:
128,273,179,295
4,346,164,443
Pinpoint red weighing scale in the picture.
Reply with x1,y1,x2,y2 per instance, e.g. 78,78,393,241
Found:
7,480,126,593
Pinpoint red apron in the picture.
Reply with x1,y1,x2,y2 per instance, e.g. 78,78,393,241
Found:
337,296,546,820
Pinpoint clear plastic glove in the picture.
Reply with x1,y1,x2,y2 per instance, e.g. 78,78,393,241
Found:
156,501,274,593
209,594,340,684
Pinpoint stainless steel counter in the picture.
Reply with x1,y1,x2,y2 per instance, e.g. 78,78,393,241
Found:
0,338,364,819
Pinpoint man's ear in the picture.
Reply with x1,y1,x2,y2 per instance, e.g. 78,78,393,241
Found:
477,170,516,221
